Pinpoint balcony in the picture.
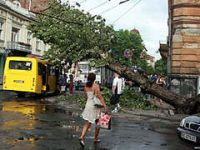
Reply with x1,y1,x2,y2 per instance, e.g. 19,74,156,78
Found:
7,41,32,53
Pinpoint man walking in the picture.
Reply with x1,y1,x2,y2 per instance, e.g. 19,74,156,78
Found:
69,74,74,95
112,72,124,113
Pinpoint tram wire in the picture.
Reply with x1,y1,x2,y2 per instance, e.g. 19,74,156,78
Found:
112,0,142,24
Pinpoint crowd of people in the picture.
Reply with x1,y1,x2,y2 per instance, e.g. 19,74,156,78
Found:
58,74,79,95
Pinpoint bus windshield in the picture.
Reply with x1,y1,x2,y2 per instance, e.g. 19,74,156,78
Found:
9,61,32,70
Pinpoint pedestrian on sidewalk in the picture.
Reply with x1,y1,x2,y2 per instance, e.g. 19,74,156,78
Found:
64,74,68,93
59,74,67,94
156,75,166,111
79,73,108,148
111,72,124,113
69,74,74,95
149,73,158,100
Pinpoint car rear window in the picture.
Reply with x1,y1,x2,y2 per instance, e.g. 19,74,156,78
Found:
9,60,32,70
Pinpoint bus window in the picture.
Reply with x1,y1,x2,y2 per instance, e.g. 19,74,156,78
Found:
9,61,32,70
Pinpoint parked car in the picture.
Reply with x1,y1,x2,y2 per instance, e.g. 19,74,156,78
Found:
177,116,200,144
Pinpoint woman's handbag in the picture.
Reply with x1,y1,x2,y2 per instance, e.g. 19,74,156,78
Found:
96,113,111,130
93,95,103,108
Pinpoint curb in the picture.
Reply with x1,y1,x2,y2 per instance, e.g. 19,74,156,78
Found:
121,109,187,122
44,97,82,112
45,96,188,122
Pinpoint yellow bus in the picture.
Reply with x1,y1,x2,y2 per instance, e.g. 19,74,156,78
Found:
3,57,58,96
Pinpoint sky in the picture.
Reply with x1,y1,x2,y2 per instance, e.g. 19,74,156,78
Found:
66,0,169,60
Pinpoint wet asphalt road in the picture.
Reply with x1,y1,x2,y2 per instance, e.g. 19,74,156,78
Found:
0,91,195,150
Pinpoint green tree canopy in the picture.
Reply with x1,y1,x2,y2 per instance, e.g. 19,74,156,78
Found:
29,0,114,66
111,29,154,74
28,0,200,114
111,29,144,66
154,59,167,75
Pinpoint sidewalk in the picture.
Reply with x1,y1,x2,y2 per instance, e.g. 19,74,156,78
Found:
121,108,188,122
45,95,188,122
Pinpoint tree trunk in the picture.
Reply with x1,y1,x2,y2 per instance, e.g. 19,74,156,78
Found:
107,63,200,114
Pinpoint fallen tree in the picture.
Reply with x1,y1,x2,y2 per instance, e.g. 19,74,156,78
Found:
108,63,200,114
29,0,200,114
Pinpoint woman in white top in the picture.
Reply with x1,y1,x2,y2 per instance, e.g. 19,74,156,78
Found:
79,73,108,147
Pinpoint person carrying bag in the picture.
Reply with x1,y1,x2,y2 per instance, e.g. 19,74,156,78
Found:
79,73,108,148
96,112,111,130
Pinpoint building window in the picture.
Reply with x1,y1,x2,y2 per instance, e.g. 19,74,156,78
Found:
27,31,31,44
11,27,19,42
36,40,41,52
0,22,3,40
79,64,89,73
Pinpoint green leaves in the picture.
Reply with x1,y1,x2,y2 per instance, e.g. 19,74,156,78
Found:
29,0,114,66
111,29,145,68
154,59,167,75
29,0,149,73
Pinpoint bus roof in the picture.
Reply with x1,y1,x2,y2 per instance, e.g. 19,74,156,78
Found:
6,56,48,64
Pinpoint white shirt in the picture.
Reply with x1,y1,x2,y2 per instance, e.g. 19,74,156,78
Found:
113,77,123,94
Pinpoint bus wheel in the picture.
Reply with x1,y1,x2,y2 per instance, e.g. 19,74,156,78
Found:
17,92,25,98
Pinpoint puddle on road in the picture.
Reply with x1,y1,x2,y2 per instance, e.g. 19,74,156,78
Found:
0,99,82,131
1,100,80,117
1,101,46,118
0,99,84,149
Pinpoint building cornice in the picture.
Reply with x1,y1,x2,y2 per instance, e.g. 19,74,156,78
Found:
0,1,35,22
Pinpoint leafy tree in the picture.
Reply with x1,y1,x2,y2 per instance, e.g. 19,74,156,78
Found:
29,0,200,114
154,59,167,75
29,0,114,66
111,30,155,75
111,30,144,66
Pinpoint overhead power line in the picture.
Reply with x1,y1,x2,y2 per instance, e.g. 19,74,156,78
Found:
32,11,83,26
98,4,118,15
79,0,87,4
98,0,130,15
88,0,111,12
119,0,130,5
112,0,142,24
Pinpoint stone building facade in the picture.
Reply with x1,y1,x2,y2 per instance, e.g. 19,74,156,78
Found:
0,0,49,84
168,0,200,97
